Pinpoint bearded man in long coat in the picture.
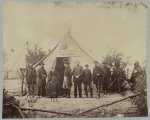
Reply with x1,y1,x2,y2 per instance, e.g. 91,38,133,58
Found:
37,62,47,97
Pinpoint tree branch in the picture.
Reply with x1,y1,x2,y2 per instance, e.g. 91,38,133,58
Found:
78,91,145,116
20,107,73,116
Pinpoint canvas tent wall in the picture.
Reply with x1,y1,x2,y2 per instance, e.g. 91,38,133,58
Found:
33,31,97,82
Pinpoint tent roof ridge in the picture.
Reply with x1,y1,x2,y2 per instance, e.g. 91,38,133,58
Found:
69,34,96,61
33,29,98,68
33,31,68,68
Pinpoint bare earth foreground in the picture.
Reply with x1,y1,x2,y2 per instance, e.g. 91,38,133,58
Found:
4,79,139,118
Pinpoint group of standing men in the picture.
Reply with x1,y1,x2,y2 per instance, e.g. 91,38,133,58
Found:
25,59,143,99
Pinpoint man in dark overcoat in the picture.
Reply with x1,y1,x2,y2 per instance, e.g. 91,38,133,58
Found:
102,61,111,95
37,62,47,97
93,61,103,98
72,61,83,98
130,61,143,91
26,64,37,94
83,64,93,98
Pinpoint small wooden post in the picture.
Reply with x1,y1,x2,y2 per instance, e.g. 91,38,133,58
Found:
20,68,26,96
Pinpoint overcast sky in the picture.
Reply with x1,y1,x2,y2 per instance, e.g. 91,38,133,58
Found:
3,2,147,69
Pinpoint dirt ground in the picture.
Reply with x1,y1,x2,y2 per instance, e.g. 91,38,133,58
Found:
4,79,140,118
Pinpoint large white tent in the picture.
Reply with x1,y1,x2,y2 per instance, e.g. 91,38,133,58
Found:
33,30,97,79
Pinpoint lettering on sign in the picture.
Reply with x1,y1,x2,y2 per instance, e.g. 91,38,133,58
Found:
57,50,81,57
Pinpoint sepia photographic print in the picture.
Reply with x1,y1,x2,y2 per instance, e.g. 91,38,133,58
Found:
1,0,149,119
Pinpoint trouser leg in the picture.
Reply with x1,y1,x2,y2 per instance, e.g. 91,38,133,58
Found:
38,86,41,96
31,81,34,95
97,80,101,98
78,82,82,98
103,81,106,94
89,83,93,98
28,84,30,93
67,88,70,98
95,81,98,92
105,81,108,94
42,86,46,97
32,84,35,95
74,82,77,97
103,76,109,94
84,83,88,97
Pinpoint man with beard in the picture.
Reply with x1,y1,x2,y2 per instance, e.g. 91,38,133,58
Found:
26,63,37,94
37,62,47,97
72,61,83,98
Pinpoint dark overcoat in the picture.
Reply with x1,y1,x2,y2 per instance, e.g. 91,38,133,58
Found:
26,67,37,85
83,69,92,84
37,67,47,87
47,74,60,97
93,65,103,84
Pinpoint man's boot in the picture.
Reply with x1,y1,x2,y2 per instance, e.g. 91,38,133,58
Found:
63,89,67,97
86,93,88,98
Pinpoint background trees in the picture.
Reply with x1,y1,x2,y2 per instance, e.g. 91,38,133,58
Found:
26,45,46,66
102,49,131,68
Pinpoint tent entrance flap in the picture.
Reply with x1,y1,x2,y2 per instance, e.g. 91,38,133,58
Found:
55,57,69,86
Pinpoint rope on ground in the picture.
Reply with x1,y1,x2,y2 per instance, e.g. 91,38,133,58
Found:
77,90,146,116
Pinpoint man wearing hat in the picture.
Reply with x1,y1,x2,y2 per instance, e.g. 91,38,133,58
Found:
26,63,37,94
37,62,47,97
72,60,83,98
83,64,93,98
93,61,103,98
62,61,72,98
130,61,143,91
102,61,111,95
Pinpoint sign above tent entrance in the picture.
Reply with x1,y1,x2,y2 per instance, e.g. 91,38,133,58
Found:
57,49,81,57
